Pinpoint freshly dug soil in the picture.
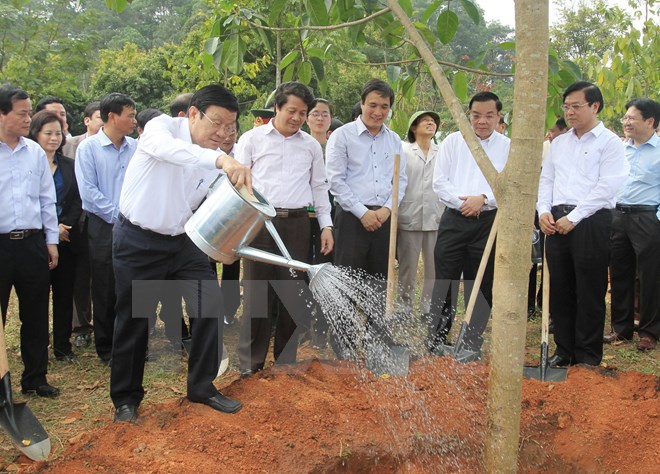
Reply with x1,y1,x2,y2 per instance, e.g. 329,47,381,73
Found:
25,357,659,473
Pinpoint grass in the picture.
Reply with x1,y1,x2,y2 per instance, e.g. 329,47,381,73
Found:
0,265,658,467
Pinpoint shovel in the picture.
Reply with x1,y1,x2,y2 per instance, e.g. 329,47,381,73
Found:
434,213,499,363
0,321,51,461
523,242,567,382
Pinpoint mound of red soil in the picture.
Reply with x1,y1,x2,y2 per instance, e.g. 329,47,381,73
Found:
29,358,658,473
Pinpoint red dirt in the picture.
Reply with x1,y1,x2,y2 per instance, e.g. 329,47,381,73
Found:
23,357,659,473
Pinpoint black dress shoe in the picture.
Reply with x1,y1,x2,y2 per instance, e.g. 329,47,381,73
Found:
548,354,572,367
114,404,138,423
188,393,242,414
21,383,60,398
55,352,77,362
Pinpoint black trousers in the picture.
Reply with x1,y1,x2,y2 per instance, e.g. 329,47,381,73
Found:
87,213,116,360
72,213,92,334
238,215,311,371
428,208,497,352
50,242,76,356
609,209,660,340
110,216,223,407
546,208,612,365
333,207,390,279
220,259,241,320
527,212,544,312
0,234,51,389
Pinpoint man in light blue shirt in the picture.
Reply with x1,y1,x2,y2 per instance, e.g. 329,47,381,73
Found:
0,84,60,397
606,98,660,352
325,78,406,279
74,93,137,364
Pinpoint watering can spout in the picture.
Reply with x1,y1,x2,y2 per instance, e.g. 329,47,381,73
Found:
235,247,331,285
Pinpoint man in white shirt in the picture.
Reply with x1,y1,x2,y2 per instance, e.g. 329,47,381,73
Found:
235,81,333,376
428,91,510,354
110,85,251,422
537,81,627,367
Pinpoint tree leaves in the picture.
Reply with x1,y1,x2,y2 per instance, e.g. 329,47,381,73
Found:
305,0,329,26
452,71,468,102
105,0,131,13
460,0,481,25
437,10,459,45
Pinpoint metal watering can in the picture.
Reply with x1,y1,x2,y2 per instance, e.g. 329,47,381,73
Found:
184,177,331,284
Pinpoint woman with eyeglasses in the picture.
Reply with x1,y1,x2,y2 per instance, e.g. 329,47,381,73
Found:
28,110,82,363
397,111,444,316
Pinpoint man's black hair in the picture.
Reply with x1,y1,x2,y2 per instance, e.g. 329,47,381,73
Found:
83,101,101,119
100,93,136,122
469,91,503,112
350,101,362,121
555,117,568,130
0,84,29,114
189,85,239,115
35,95,64,113
360,79,395,106
563,81,604,113
625,98,660,129
169,92,193,117
274,81,315,110
137,108,163,130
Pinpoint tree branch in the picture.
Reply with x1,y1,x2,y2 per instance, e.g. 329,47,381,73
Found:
385,0,499,188
248,7,392,32
339,57,514,77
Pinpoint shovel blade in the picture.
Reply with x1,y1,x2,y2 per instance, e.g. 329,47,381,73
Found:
431,343,480,363
0,402,51,461
523,365,568,382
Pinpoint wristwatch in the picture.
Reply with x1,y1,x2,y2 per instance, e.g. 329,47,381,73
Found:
481,194,488,206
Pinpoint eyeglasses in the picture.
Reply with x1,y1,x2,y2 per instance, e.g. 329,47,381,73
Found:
620,115,642,124
561,103,590,112
309,111,330,119
201,111,237,135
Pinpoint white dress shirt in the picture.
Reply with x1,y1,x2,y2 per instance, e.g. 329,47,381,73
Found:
537,122,628,225
432,130,510,210
119,115,225,236
235,121,332,229
0,137,59,244
398,140,444,231
325,117,407,219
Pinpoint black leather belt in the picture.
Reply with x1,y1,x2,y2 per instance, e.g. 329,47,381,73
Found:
551,204,577,214
274,207,308,218
446,207,497,219
364,205,382,211
0,229,41,240
615,204,657,213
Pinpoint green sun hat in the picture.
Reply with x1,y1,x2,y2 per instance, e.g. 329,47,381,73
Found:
407,111,440,142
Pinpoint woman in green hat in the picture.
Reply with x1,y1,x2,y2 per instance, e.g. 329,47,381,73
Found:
397,111,444,315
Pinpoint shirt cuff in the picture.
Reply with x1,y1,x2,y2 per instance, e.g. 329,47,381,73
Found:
352,204,369,219
45,231,59,245
566,209,583,225
317,215,333,229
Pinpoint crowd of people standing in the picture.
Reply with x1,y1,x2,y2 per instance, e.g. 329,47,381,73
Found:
0,77,657,422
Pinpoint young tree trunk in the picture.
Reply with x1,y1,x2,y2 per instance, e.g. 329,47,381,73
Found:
387,1,549,471
485,2,548,471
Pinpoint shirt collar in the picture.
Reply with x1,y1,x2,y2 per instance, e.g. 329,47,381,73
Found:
98,127,130,149
628,132,660,148
356,116,386,137
571,121,605,139
264,120,303,139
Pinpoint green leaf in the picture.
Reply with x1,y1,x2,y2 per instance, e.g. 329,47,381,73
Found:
387,65,401,83
310,57,325,81
305,0,329,26
268,0,288,23
452,71,468,102
401,77,417,102
222,36,246,75
255,26,274,55
422,0,443,23
317,77,328,97
282,63,296,83
298,60,313,84
280,50,300,69
437,10,459,45
460,0,481,25
307,47,326,59
105,0,129,13
204,37,220,56
498,41,516,51
399,0,413,17
414,21,436,46
561,60,582,81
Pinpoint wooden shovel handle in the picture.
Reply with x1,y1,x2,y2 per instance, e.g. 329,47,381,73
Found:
385,154,401,317
463,212,499,325
0,320,9,378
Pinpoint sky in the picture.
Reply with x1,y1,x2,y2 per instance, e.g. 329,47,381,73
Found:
478,0,637,28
